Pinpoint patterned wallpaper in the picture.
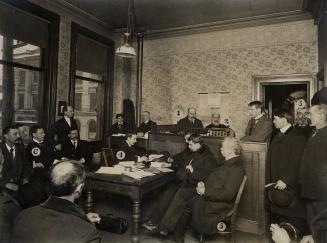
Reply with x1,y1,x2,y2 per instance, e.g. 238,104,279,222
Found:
142,20,318,137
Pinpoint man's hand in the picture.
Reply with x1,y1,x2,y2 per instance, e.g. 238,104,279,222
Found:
186,165,194,173
5,182,18,191
55,144,62,151
167,157,174,163
33,162,44,168
270,224,290,243
275,180,287,190
196,181,205,195
79,158,85,164
300,235,314,243
87,212,101,224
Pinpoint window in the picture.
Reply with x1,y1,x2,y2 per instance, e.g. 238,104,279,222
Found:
71,24,114,141
88,119,96,139
0,1,59,129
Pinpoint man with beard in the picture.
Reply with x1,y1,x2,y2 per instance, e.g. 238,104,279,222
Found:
177,108,203,133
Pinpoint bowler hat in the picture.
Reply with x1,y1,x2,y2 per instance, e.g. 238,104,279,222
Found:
267,185,296,208
311,87,327,106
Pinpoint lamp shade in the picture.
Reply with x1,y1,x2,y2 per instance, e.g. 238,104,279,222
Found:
115,42,136,58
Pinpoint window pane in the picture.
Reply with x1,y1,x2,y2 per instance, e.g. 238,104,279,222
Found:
0,35,42,68
74,79,104,140
14,67,41,123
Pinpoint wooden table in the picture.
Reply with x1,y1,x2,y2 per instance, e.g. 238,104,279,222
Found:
84,171,175,243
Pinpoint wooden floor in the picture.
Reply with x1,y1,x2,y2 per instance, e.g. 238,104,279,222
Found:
90,193,271,243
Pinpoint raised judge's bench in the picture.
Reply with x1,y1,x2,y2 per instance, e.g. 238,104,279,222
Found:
148,133,268,235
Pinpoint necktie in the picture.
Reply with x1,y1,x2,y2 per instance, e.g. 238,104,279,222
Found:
249,119,256,135
9,148,14,161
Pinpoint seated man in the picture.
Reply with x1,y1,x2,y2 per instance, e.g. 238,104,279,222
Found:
11,160,100,243
206,113,235,137
109,114,129,135
241,101,272,142
177,107,203,133
113,133,147,164
152,134,217,236
142,132,193,229
61,128,93,169
137,111,157,135
26,125,58,206
172,137,245,242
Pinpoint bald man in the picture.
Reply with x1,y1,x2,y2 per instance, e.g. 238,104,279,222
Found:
177,107,203,133
12,160,100,243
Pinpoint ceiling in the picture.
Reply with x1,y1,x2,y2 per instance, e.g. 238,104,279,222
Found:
63,0,310,34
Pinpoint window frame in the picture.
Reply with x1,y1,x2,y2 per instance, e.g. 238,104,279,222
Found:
69,23,115,142
0,0,59,130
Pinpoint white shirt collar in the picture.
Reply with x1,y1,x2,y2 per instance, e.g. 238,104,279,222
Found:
280,124,292,133
254,113,264,120
64,116,71,126
71,139,78,144
33,138,43,144
5,143,14,152
144,120,150,124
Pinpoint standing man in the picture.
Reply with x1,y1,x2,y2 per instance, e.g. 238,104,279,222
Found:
137,111,157,135
300,104,327,243
177,107,203,133
50,105,78,150
267,110,307,237
109,114,129,135
11,160,100,243
61,128,93,169
26,125,57,206
241,101,273,142
0,125,30,243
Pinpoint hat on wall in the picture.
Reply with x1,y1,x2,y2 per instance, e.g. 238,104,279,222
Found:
266,185,296,208
311,87,327,106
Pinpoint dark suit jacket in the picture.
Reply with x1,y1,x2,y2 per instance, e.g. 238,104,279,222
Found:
300,126,327,201
113,141,144,164
61,139,93,166
11,196,99,243
108,123,130,135
241,114,273,142
137,120,157,133
26,140,56,179
267,126,307,217
177,117,203,131
191,156,245,234
50,117,78,145
0,142,30,193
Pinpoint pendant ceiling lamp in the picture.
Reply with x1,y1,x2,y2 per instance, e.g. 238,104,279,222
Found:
116,0,136,58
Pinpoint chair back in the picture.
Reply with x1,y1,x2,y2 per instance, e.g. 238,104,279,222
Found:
101,148,114,167
227,175,247,219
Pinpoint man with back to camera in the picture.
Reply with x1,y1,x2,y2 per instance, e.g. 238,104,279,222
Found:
137,111,157,135
11,160,100,243
177,107,203,133
241,100,273,142
0,125,30,243
50,105,78,150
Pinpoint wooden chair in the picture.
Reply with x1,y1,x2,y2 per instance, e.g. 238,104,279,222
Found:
101,147,115,167
199,176,247,243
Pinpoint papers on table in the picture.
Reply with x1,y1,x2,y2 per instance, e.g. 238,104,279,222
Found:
96,161,173,180
150,162,171,168
148,154,164,161
96,166,124,175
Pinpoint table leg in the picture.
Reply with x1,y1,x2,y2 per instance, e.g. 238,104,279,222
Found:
131,200,141,243
84,190,94,213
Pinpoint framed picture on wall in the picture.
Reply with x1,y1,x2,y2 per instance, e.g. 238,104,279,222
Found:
57,101,67,116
